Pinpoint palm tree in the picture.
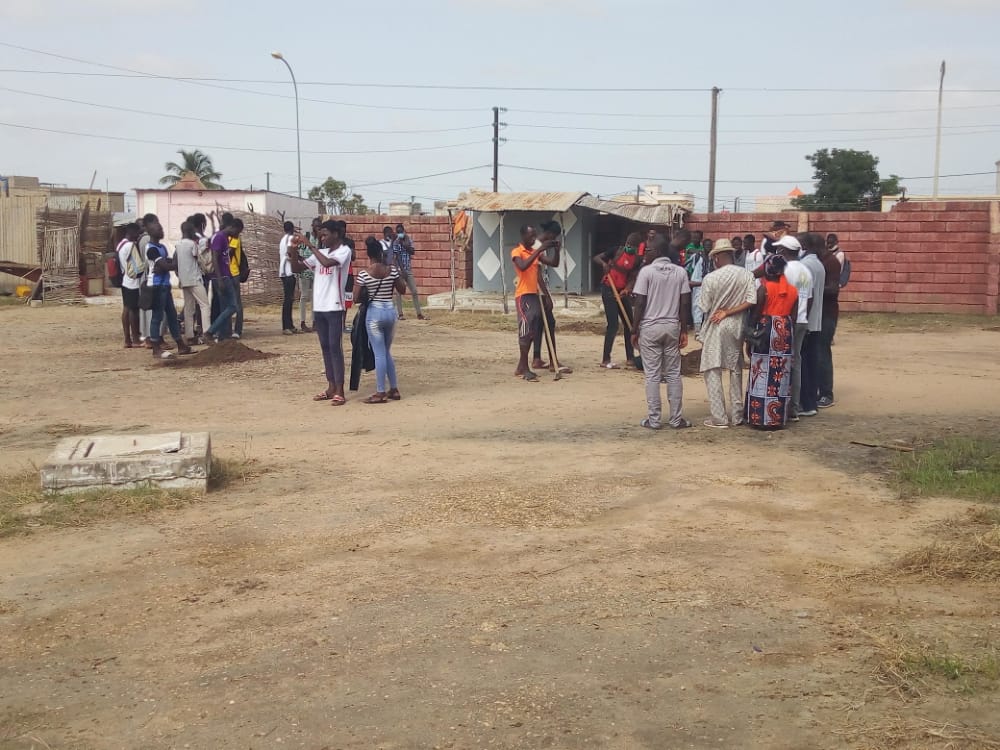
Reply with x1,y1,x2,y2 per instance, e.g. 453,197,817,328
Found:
160,149,224,189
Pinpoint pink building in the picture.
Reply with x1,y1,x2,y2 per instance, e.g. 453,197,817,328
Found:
134,173,321,245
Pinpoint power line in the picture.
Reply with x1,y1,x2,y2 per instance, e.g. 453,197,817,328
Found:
0,86,488,134
501,163,997,184
509,128,1000,148
0,120,488,154
350,165,493,189
507,121,1000,134
511,102,1000,119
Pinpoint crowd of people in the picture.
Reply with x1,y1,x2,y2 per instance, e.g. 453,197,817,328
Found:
511,221,848,431
113,211,847,423
113,213,425,405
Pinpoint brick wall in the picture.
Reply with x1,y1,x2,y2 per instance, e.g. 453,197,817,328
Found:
328,214,470,298
685,201,1000,314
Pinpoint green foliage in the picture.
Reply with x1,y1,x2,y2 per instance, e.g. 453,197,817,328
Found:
791,148,899,212
307,177,369,214
895,438,1000,501
160,149,224,189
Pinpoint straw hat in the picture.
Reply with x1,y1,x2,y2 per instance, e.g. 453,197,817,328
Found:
708,238,736,258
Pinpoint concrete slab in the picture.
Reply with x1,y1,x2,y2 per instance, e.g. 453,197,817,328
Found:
40,432,211,494
426,290,605,318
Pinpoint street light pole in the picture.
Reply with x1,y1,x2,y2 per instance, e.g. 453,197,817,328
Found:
271,51,302,198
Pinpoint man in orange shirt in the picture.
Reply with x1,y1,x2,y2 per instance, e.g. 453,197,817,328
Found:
512,224,561,382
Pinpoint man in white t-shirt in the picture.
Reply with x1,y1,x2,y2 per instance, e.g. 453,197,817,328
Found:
743,233,765,283
279,221,299,335
773,235,813,422
117,222,143,348
287,220,353,405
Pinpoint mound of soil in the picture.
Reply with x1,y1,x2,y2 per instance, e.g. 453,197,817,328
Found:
165,340,277,368
681,348,701,377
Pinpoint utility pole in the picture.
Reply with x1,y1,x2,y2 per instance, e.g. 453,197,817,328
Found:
492,106,500,192
708,86,720,213
266,171,271,191
932,60,946,199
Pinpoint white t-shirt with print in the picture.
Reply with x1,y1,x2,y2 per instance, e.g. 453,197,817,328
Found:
118,240,142,291
279,233,294,277
305,244,353,312
783,260,813,325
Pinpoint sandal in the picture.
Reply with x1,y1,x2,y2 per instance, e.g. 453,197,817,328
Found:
387,389,401,401
313,392,332,401
363,394,388,404
330,395,347,406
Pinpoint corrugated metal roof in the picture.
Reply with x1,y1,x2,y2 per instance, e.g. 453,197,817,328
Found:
460,191,587,213
575,195,688,225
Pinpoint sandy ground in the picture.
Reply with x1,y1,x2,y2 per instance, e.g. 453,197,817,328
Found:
0,301,999,750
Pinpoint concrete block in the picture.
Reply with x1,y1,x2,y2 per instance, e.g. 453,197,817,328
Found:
40,432,211,494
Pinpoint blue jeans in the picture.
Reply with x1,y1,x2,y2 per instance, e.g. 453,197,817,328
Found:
207,277,239,339
149,285,181,342
366,301,398,393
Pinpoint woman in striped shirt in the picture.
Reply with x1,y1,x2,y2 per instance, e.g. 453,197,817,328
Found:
357,237,407,403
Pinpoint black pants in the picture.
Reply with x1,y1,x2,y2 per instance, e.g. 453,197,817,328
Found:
817,312,838,400
533,302,557,361
800,331,821,412
601,283,634,363
281,275,297,331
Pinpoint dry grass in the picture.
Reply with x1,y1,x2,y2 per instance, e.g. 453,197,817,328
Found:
838,718,1000,748
868,628,1000,698
895,526,1000,581
0,453,264,538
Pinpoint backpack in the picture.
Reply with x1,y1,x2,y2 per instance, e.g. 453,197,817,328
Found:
124,239,148,280
197,237,215,276
108,239,127,287
839,256,852,288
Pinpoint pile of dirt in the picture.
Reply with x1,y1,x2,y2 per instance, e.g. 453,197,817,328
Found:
559,320,606,335
165,340,277,368
681,348,702,376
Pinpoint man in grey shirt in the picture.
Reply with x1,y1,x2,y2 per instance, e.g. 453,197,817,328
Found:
631,237,692,430
798,232,827,417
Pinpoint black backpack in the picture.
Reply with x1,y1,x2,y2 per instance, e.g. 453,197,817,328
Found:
839,256,852,288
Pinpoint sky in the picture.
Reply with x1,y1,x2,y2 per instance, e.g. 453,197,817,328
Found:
2,0,999,212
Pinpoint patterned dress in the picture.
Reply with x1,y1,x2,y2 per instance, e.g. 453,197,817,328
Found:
746,276,798,429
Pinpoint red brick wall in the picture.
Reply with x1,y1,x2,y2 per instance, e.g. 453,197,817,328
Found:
685,201,1000,314
327,214,470,297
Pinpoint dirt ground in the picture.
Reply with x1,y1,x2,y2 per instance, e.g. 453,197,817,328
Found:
0,301,998,750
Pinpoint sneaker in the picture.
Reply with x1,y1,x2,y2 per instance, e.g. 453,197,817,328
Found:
232,333,241,340
789,414,800,423
817,397,835,409
670,419,693,429
703,419,729,429
640,418,661,431
799,409,818,417
283,329,293,336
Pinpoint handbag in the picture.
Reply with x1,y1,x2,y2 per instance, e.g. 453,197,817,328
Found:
138,276,155,310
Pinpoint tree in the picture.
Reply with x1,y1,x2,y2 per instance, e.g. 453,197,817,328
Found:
307,177,369,214
791,148,901,212
160,149,224,189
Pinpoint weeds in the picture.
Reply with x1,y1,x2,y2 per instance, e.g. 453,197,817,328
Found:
0,438,265,537
869,628,1000,697
894,437,1000,502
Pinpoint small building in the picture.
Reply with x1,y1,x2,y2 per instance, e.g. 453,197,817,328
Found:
461,191,688,296
753,187,804,214
0,175,125,213
134,173,322,245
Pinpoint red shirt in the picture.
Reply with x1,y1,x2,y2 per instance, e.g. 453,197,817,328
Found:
604,251,640,291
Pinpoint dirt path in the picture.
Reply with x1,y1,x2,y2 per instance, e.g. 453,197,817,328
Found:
0,303,998,749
